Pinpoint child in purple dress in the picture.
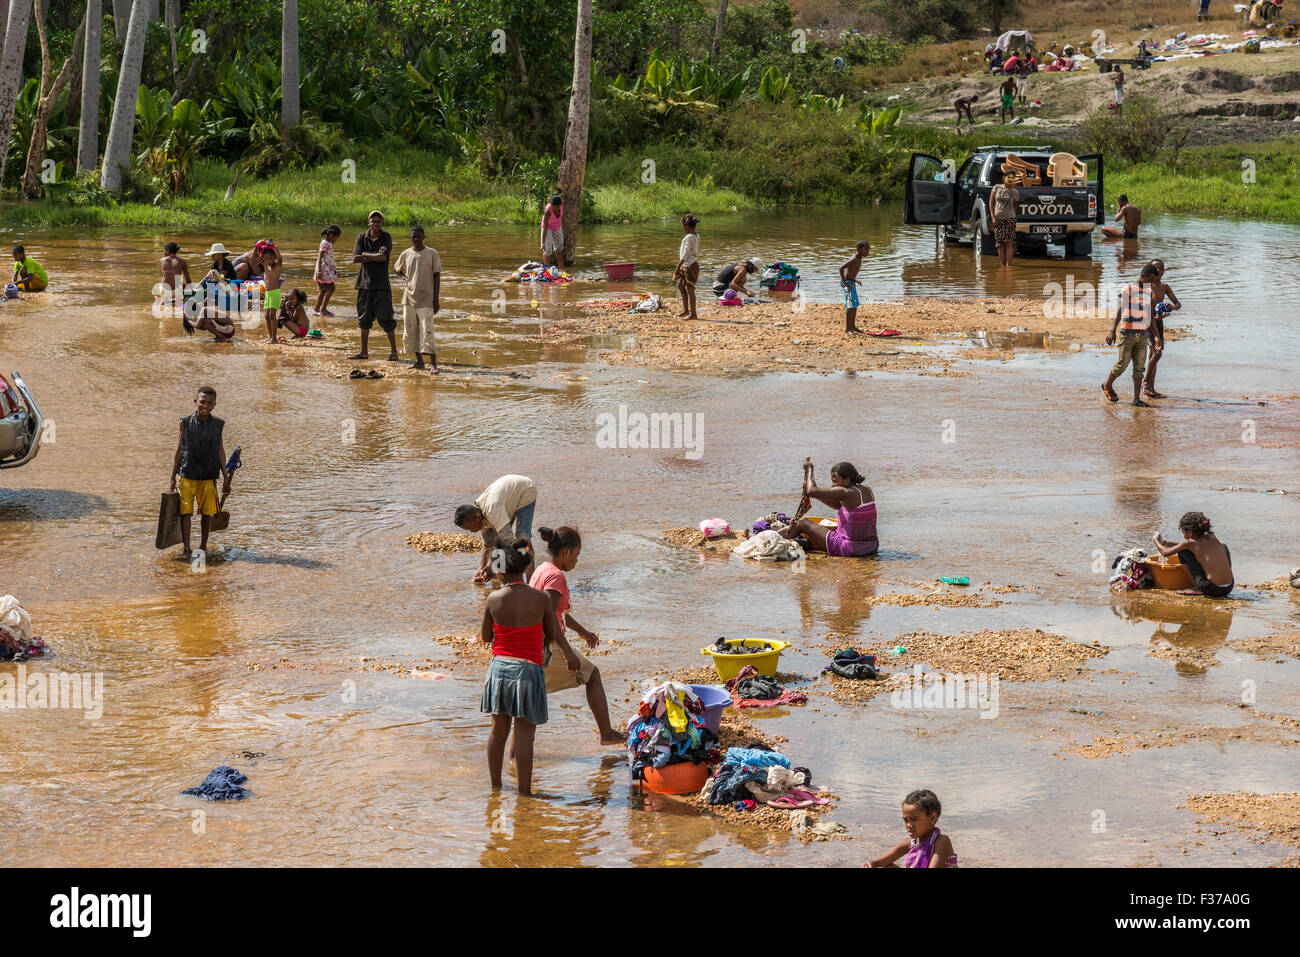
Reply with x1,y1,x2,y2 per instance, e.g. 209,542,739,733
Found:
868,789,959,868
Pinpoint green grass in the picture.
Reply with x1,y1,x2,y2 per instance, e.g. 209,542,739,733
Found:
1109,140,1300,220
0,147,752,229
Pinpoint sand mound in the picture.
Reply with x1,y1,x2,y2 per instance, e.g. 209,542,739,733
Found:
407,532,482,554
1230,631,1300,660
662,527,746,554
1179,792,1300,860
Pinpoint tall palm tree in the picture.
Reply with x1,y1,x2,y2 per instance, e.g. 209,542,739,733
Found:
282,0,300,131
23,8,85,198
0,0,34,188
557,0,592,265
101,0,148,190
78,0,102,173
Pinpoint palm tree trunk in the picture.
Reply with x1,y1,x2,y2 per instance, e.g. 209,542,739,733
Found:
23,9,85,198
281,0,300,131
77,0,102,172
0,0,34,189
712,0,729,59
165,0,178,80
112,0,129,46
101,0,149,191
557,0,592,266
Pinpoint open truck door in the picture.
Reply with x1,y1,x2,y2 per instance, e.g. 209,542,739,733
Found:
904,153,956,225
1081,153,1104,224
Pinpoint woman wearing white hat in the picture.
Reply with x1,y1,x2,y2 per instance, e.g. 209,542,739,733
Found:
205,243,236,282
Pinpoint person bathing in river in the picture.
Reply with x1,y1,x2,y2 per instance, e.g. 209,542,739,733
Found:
1142,258,1181,399
455,474,539,582
276,289,311,338
160,242,191,293
257,240,285,343
673,214,700,321
169,386,234,561
780,460,879,556
480,533,581,797
1102,194,1141,239
11,245,47,292
711,258,760,299
840,241,870,334
867,789,959,868
1151,511,1233,598
530,526,625,746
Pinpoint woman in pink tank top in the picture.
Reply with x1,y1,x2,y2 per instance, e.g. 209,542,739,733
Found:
780,460,879,557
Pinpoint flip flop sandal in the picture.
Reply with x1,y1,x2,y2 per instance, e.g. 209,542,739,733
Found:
766,795,808,809
939,576,970,585
367,370,384,379
1102,384,1119,402
1132,399,1150,407
788,787,830,806
348,369,364,379
1143,389,1166,398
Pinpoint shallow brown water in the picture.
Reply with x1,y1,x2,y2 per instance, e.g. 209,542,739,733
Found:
1,206,1298,866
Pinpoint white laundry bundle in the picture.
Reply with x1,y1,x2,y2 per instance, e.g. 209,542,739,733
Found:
734,530,805,563
0,595,32,646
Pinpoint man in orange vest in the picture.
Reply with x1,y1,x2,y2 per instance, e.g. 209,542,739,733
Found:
1102,263,1162,407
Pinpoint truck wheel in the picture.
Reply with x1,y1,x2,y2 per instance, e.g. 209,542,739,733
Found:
979,230,998,256
1069,233,1093,257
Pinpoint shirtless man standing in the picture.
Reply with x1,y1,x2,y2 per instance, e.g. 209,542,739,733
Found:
953,91,980,131
840,241,870,334
1102,194,1141,239
257,240,285,343
1142,258,1181,399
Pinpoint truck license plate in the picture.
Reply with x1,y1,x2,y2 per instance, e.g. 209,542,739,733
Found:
1031,225,1065,236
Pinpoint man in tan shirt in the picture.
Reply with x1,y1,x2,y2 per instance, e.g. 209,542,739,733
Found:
393,226,441,371
455,475,538,581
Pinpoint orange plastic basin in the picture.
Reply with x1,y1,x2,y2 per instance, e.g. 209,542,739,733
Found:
640,761,710,795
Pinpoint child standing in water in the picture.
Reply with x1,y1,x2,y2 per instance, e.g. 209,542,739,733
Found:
673,214,700,321
1141,258,1181,400
540,194,564,269
531,526,625,745
868,789,959,868
480,534,580,796
258,240,284,343
1152,512,1233,598
313,225,341,317
839,241,869,334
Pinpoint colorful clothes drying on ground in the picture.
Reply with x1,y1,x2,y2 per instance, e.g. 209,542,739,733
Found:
507,262,573,283
725,664,808,708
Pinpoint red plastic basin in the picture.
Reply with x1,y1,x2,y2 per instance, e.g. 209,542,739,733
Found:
602,262,638,280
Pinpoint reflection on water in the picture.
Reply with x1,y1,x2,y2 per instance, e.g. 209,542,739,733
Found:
1,208,1298,866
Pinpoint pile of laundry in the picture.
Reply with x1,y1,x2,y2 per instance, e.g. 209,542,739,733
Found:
823,648,879,680
750,512,791,535
759,262,800,290
725,664,807,708
1110,547,1153,590
703,745,829,810
717,289,770,307
182,766,249,801
0,596,47,661
626,681,720,781
734,530,805,563
709,637,776,655
628,292,661,312
505,262,573,283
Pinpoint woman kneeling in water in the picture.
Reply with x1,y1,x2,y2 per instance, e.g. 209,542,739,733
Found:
781,460,879,556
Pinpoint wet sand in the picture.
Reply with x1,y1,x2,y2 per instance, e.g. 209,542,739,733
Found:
2,206,1299,867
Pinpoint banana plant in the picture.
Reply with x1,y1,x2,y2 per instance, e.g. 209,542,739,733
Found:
856,104,903,137
758,67,792,103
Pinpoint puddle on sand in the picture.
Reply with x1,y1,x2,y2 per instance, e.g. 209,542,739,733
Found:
966,329,1076,351
1,208,1298,866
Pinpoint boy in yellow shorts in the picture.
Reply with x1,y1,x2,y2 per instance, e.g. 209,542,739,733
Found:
12,245,47,291
169,386,234,559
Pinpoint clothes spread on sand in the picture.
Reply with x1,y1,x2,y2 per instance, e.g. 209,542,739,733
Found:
508,262,572,283
823,648,879,680
725,664,808,708
1109,547,1152,590
627,681,718,781
750,512,791,534
734,529,805,563
182,766,249,801
0,596,45,659
711,637,776,655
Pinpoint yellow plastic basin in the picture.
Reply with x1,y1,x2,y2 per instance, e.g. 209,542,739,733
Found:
700,638,791,680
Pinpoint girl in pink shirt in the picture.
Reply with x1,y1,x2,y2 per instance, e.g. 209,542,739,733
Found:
532,525,624,745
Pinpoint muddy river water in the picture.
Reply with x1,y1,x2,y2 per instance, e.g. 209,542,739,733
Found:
1,205,1297,866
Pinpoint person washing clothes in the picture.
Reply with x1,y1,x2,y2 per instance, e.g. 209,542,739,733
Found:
479,533,581,797
455,474,539,582
780,460,879,556
867,789,959,868
1151,512,1234,598
540,194,565,269
530,526,624,746
11,245,47,292
711,258,760,298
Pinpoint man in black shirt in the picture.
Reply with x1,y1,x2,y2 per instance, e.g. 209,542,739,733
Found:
350,210,398,361
170,385,233,559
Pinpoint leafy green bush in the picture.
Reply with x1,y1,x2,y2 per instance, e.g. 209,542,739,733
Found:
1080,93,1190,163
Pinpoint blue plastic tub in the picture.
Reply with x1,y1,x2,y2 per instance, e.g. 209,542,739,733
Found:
688,683,732,733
